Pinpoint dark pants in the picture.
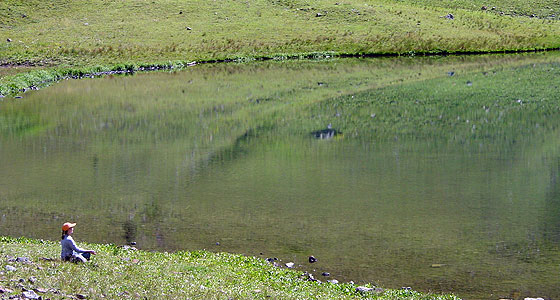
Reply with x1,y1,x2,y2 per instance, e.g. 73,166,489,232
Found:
68,252,91,263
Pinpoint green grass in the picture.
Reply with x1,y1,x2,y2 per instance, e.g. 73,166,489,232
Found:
0,0,559,95
0,236,460,299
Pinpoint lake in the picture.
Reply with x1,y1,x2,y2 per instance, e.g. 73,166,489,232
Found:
1,53,560,299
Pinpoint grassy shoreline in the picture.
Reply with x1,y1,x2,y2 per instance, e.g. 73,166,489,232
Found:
2,47,560,98
0,236,460,299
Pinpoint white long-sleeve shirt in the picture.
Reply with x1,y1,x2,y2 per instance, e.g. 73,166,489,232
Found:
61,235,87,259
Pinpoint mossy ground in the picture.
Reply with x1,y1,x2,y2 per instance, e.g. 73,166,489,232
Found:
0,237,460,299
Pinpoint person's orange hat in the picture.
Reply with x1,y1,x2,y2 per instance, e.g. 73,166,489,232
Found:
62,222,76,231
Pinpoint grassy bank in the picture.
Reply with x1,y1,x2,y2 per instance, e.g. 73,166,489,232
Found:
0,236,459,299
1,0,560,96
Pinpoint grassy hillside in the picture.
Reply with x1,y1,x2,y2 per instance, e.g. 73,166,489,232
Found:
0,0,559,67
0,0,559,96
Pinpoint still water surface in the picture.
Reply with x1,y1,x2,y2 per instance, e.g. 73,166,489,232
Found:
1,54,560,299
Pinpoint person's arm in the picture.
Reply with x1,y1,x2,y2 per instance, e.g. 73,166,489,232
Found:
67,237,96,255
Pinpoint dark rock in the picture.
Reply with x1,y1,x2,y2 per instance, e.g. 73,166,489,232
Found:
447,71,455,76
76,294,87,299
179,11,183,14
21,14,27,18
316,12,324,17
312,126,340,139
7,38,12,42
266,258,275,263
19,278,25,283
308,256,317,263
481,6,487,10
130,242,137,246
186,27,192,30
445,13,454,19
321,272,330,276
466,81,473,86
14,96,23,99
215,242,220,246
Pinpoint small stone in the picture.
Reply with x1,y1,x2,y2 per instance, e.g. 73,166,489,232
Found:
186,27,192,30
76,294,88,299
466,81,473,86
215,242,220,245
130,242,137,246
302,272,316,281
481,6,487,10
285,262,295,268
316,12,324,17
308,256,317,263
445,13,454,19
321,272,330,276
16,257,31,263
179,11,183,14
22,290,40,299
34,288,47,293
327,279,339,284
19,278,25,283
5,265,16,272
356,286,375,293
7,38,12,42
370,113,376,118
0,287,14,293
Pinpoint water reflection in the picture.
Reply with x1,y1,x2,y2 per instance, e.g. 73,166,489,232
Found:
1,53,560,299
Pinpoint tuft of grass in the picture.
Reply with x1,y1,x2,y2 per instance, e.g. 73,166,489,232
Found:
0,236,461,299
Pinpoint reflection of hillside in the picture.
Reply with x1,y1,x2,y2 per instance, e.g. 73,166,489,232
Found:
544,158,560,244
